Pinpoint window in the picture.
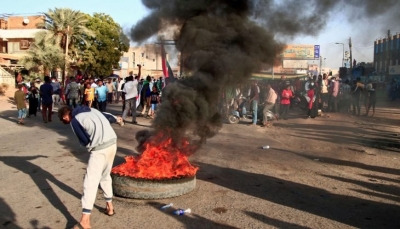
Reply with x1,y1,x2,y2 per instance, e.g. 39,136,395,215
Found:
391,40,394,50
375,44,379,53
380,43,383,52
397,38,399,49
20,40,29,49
132,52,135,66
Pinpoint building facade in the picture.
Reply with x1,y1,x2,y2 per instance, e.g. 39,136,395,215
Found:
374,33,400,79
114,44,179,79
0,15,45,85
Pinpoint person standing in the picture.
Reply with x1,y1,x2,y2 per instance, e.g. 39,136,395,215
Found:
261,83,277,127
327,77,339,112
95,80,108,112
320,74,329,112
116,77,124,104
306,84,316,118
106,78,115,104
27,84,39,117
351,78,363,116
122,75,139,124
340,79,351,113
65,76,81,108
248,81,260,126
280,84,294,120
14,84,27,124
365,80,376,116
90,78,99,109
50,76,61,112
34,78,43,112
58,106,117,229
40,76,53,123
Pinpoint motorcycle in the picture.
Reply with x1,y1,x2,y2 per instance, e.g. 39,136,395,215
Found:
227,98,276,124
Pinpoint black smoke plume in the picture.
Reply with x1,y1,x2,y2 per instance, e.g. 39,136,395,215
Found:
130,0,400,151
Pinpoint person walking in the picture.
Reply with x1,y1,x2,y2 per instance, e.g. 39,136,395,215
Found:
122,75,139,124
140,75,152,118
84,83,95,108
247,81,260,126
65,76,81,109
149,85,160,118
50,76,61,112
39,76,53,123
14,83,27,124
261,83,277,127
58,106,118,229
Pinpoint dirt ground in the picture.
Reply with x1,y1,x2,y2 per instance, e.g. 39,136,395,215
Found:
0,87,399,229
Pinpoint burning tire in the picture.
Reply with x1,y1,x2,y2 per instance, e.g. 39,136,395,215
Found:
228,114,240,124
111,174,196,199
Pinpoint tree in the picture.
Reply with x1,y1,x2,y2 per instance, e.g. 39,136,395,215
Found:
77,13,129,77
19,31,65,76
37,8,95,80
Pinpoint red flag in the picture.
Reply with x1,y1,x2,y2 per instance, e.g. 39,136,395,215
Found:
161,43,169,78
161,43,175,87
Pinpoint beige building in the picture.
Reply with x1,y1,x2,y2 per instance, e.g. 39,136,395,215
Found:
114,44,180,79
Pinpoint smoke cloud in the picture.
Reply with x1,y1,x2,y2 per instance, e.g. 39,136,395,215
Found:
130,0,400,151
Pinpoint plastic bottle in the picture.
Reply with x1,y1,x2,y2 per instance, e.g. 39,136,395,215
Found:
160,203,173,210
173,208,191,215
262,145,270,149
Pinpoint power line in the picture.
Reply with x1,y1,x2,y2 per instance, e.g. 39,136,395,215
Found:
353,45,373,62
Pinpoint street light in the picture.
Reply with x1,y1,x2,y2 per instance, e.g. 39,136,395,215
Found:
335,42,344,67
319,56,324,75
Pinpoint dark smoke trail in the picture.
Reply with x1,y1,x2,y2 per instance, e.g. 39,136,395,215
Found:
130,0,400,151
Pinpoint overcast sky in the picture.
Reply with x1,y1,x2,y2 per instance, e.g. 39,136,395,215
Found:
2,0,398,70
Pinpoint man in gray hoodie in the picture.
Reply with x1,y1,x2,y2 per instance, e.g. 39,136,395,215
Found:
58,106,120,229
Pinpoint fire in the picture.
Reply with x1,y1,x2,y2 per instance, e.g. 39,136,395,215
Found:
111,132,198,180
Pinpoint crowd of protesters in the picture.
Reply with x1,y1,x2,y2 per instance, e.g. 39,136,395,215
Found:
13,65,167,125
218,74,379,127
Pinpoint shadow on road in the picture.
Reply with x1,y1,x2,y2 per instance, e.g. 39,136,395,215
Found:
196,162,400,228
0,197,22,229
244,211,309,229
0,155,80,228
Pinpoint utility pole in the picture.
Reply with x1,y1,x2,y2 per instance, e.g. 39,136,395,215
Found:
64,25,69,84
349,37,353,69
272,61,274,79
386,30,391,76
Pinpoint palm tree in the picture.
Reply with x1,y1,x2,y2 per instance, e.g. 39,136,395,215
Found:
19,31,65,75
37,8,95,81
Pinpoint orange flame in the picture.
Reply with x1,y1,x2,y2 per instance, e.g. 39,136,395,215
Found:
111,133,198,180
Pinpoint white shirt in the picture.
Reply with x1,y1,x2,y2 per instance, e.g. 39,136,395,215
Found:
91,83,98,89
123,80,138,100
117,80,125,92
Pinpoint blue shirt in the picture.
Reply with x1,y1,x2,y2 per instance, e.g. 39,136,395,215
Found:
40,83,53,105
51,81,61,94
95,85,108,102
